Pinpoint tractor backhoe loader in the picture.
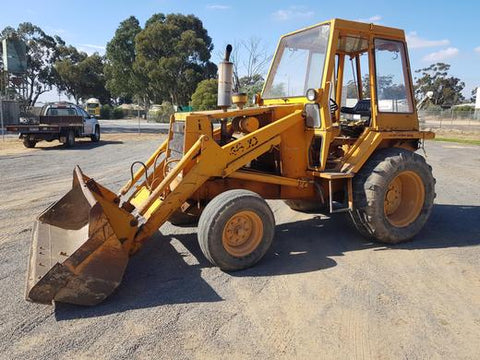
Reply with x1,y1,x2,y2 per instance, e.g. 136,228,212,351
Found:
26,19,435,306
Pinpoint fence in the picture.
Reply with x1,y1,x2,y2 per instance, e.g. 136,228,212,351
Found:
418,109,480,132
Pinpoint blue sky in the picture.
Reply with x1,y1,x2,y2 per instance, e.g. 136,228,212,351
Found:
1,0,478,102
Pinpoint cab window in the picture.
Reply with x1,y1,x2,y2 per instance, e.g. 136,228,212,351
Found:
374,39,413,113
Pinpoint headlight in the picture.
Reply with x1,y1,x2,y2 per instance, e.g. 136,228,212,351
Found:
306,88,317,101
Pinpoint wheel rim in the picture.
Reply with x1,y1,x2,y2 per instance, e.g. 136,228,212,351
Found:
384,170,425,227
222,210,263,257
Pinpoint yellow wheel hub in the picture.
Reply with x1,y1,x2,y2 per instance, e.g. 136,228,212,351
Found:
384,171,425,227
222,210,263,257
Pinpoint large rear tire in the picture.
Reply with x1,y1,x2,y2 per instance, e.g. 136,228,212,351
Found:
350,148,435,244
198,189,275,271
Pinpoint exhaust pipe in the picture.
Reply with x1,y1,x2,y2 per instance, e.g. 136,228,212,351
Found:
217,44,233,110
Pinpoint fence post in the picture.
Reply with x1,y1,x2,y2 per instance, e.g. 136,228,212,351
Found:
0,98,4,142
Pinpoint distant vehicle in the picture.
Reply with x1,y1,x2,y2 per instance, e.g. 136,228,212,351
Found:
147,104,162,121
85,98,101,117
6,102,100,148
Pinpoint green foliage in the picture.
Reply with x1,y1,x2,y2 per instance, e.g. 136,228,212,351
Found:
0,23,65,106
100,104,112,119
55,49,110,104
104,16,142,102
452,105,474,112
148,101,174,123
112,107,124,119
191,79,217,110
346,74,405,100
134,13,217,105
414,63,465,106
471,88,477,103
238,74,264,105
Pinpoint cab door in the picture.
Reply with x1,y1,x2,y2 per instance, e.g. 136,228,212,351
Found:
78,107,94,134
371,38,417,130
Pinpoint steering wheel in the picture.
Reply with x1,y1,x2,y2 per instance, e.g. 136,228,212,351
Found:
329,98,339,113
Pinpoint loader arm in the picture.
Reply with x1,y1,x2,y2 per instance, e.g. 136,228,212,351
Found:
132,110,304,246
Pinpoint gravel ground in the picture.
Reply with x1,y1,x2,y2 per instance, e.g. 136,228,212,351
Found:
0,134,479,360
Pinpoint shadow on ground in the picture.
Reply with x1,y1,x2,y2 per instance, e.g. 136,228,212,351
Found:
37,140,123,151
54,203,479,319
101,127,169,134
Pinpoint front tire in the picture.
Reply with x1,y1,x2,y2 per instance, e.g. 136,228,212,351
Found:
198,189,275,271
23,138,36,148
350,148,435,244
91,125,100,142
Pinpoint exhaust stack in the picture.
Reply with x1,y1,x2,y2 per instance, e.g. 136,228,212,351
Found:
217,44,233,110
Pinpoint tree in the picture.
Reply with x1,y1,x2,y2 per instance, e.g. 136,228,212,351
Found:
191,78,217,110
346,74,404,100
0,23,64,106
55,47,110,104
229,38,272,103
470,87,478,103
104,16,142,103
134,13,217,105
414,63,465,106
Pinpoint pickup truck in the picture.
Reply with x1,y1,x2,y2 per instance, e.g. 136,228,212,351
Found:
7,102,100,148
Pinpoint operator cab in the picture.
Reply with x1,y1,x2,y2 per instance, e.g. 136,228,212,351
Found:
259,19,416,170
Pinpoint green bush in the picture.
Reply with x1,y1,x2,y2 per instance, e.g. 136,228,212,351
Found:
100,104,112,119
453,105,474,112
191,79,218,111
112,107,124,119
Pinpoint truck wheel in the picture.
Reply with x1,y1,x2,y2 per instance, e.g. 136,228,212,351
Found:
350,148,435,244
198,189,275,271
65,130,75,148
23,138,36,148
91,125,100,142
284,199,326,213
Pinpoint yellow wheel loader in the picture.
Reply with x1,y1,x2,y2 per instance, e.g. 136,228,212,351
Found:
26,19,435,306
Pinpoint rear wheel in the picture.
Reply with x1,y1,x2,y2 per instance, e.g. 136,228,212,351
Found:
350,148,435,244
23,138,36,148
198,189,275,271
65,130,75,148
91,125,100,142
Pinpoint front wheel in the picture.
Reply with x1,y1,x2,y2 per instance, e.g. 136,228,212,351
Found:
198,189,275,271
91,125,100,142
350,148,435,244
23,138,36,148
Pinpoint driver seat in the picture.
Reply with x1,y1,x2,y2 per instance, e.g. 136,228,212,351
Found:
340,99,371,120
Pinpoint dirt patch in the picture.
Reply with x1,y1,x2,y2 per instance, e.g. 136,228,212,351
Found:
424,127,480,141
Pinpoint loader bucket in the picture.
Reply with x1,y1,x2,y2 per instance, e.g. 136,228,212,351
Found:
26,167,138,306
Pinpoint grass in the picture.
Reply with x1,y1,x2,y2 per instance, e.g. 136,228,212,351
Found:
434,137,480,146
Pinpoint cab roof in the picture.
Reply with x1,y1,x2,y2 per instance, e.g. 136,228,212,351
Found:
281,18,405,41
